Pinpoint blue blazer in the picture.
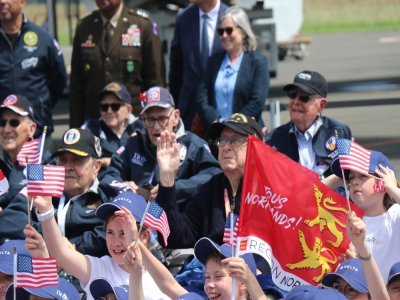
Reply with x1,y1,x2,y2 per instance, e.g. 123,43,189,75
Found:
169,3,228,128
196,51,270,127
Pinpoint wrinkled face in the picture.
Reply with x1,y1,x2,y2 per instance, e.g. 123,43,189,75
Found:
388,278,400,300
99,95,131,131
0,0,25,22
217,128,247,175
348,171,385,214
219,16,244,54
287,88,326,133
56,152,101,198
0,109,36,156
0,273,13,300
142,107,179,145
95,0,121,14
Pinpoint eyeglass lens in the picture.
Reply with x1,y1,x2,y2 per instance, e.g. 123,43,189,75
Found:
0,118,21,128
100,103,122,112
143,111,173,127
332,282,358,299
217,27,234,36
216,136,247,147
286,89,311,102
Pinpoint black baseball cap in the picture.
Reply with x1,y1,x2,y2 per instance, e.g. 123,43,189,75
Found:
207,113,263,140
53,128,102,159
284,70,328,97
0,94,36,121
98,81,131,104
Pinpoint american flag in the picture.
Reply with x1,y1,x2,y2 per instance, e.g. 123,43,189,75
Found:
17,138,41,167
27,164,65,198
336,138,371,176
144,201,170,246
223,212,239,246
16,254,58,288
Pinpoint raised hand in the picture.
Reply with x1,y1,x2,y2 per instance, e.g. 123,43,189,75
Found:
31,195,53,213
114,206,138,245
24,224,50,258
156,130,180,187
123,241,143,275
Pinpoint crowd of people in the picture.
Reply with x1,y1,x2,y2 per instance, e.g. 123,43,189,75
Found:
0,0,399,299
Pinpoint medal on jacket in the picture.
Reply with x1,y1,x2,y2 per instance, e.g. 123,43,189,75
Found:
122,25,141,47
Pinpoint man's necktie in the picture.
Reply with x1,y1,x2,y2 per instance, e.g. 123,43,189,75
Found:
103,21,114,52
201,14,210,69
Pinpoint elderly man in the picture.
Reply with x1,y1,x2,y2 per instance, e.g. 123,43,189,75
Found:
101,86,220,210
155,113,263,248
0,128,114,257
0,94,47,210
81,81,143,169
266,70,352,179
0,0,67,137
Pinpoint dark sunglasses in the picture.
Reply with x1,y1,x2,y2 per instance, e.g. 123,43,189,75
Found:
99,103,122,112
286,89,311,102
0,118,21,128
217,26,234,36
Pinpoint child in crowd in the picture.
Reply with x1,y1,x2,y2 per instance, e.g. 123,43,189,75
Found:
332,146,400,280
321,211,389,300
387,262,400,300
30,190,169,300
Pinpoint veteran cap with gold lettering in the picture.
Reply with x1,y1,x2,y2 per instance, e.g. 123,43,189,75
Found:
53,128,102,158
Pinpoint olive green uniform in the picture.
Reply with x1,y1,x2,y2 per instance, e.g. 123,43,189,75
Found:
69,6,165,127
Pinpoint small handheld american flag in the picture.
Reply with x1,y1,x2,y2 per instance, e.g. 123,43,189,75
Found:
144,201,170,246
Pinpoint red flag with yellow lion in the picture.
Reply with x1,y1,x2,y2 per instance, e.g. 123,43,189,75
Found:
237,136,363,291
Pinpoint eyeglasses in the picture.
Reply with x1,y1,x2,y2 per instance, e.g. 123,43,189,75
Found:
331,282,359,299
217,26,235,36
143,111,173,127
215,136,248,148
286,89,312,103
0,118,21,128
99,103,123,112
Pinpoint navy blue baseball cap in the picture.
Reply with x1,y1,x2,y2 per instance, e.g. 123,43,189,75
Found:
99,81,131,104
387,262,400,285
90,278,128,300
194,237,257,275
0,240,30,275
286,285,346,300
284,70,328,98
6,278,80,300
331,150,396,179
0,94,36,121
177,292,205,300
140,86,175,115
96,190,148,222
322,258,368,293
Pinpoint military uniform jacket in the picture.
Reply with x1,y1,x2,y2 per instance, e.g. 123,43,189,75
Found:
69,6,165,127
0,17,67,135
265,116,352,178
101,120,221,210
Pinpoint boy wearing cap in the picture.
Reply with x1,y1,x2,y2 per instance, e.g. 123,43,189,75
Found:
387,262,400,300
155,113,263,249
101,86,220,209
266,70,352,179
0,128,115,257
81,82,143,169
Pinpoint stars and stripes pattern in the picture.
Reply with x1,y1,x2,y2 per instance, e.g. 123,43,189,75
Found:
17,138,41,167
336,138,371,176
223,212,239,246
27,164,65,198
144,201,170,246
16,254,58,288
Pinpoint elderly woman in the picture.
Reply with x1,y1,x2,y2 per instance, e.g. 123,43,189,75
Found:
195,6,269,133
155,113,263,249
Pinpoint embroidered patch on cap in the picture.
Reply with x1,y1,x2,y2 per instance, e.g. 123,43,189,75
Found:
64,129,81,145
297,72,312,81
147,88,161,102
105,82,122,93
3,95,18,106
229,113,248,123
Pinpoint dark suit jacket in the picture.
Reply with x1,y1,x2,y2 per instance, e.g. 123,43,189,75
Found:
196,51,270,127
169,3,228,128
265,116,352,177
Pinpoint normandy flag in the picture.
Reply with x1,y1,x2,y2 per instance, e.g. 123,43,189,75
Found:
237,136,363,291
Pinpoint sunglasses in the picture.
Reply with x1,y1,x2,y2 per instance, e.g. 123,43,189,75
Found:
286,89,312,103
0,118,21,128
217,26,235,36
99,103,122,112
